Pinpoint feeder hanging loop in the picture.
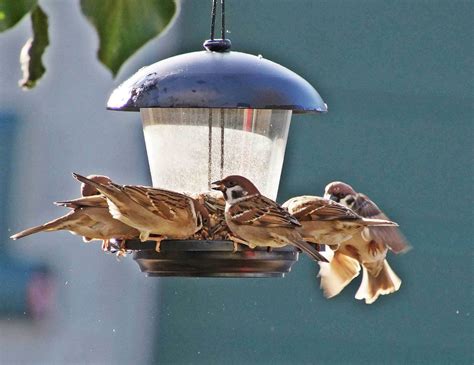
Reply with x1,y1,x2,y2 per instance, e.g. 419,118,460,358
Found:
204,0,232,52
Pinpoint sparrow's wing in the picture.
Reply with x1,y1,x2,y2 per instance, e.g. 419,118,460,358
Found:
121,185,190,220
79,207,139,236
55,195,108,209
353,193,410,253
351,193,383,217
229,195,301,228
289,197,360,222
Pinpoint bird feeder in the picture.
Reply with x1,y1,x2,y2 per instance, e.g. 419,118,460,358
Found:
106,0,327,277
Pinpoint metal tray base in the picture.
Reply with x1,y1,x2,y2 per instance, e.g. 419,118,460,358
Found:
124,239,301,278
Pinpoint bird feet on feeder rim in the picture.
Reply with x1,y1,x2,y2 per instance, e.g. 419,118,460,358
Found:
101,239,110,252
101,239,126,257
227,235,249,253
148,236,166,252
266,246,273,253
113,239,128,258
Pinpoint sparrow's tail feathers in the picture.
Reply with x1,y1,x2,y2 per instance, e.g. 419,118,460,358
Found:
318,251,361,298
360,218,398,227
355,260,401,304
293,239,329,263
10,214,74,240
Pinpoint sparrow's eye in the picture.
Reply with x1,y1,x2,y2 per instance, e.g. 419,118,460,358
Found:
228,182,236,187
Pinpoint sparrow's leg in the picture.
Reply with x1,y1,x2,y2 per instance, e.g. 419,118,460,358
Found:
101,239,110,251
266,247,273,253
227,235,248,253
115,239,128,258
148,235,166,252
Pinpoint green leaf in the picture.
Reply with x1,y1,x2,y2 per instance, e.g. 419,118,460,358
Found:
0,0,37,32
18,4,49,89
80,0,177,76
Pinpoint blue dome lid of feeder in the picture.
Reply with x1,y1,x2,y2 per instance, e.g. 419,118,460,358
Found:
107,51,327,113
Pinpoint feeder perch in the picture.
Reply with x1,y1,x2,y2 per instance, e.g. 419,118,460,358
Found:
106,0,327,277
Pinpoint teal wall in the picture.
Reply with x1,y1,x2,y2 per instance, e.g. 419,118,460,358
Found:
152,1,472,363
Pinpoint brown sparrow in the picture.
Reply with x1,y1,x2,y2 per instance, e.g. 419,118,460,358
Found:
211,175,328,262
283,195,397,248
72,173,209,251
11,194,139,250
321,181,410,304
190,191,229,240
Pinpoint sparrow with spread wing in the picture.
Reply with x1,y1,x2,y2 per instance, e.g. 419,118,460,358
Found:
11,176,139,250
282,195,397,247
211,175,328,262
72,173,209,251
320,181,410,304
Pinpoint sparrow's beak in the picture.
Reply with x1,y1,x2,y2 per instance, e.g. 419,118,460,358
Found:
211,180,224,191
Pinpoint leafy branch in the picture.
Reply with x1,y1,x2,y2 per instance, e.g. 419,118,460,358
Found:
0,0,177,89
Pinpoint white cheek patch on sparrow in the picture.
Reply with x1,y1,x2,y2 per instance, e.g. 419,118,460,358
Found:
224,185,249,204
340,195,356,208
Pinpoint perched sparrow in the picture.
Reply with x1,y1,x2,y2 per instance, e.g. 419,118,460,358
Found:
190,191,229,240
320,181,410,304
72,173,209,251
10,194,139,251
325,182,410,253
211,175,328,262
282,195,397,247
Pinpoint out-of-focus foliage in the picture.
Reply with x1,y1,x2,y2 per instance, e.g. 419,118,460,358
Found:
0,0,177,88
0,0,37,32
81,0,176,76
18,5,49,89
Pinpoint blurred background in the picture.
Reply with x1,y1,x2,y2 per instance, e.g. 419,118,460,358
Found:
0,0,472,364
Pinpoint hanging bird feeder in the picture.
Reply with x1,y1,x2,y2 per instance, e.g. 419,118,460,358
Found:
106,0,327,277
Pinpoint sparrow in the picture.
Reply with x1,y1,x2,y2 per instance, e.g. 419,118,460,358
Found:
320,181,410,304
190,191,229,240
282,195,398,248
211,175,328,262
72,173,209,251
10,194,139,250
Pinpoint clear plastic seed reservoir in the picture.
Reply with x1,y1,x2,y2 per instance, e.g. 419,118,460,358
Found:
141,108,291,199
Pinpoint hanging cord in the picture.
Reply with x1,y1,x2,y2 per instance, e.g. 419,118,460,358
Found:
220,0,226,40
207,109,213,190
220,109,225,178
209,0,217,40
204,0,231,52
